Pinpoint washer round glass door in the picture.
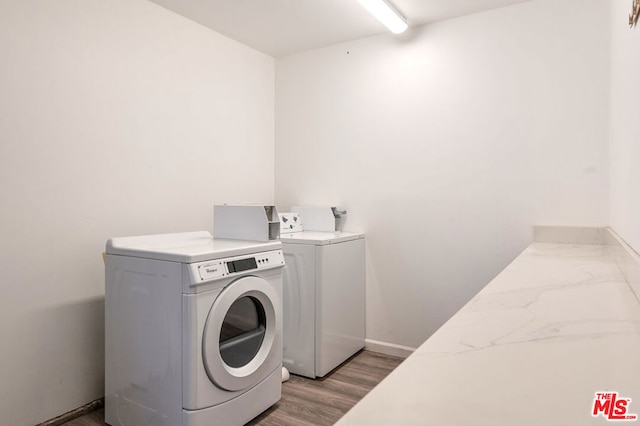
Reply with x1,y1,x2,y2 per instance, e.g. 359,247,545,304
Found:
202,276,279,391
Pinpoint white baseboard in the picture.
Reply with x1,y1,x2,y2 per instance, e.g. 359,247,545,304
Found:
365,339,416,359
534,225,607,244
606,227,640,302
38,398,103,426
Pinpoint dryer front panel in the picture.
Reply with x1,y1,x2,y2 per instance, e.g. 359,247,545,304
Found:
182,273,283,409
202,276,281,392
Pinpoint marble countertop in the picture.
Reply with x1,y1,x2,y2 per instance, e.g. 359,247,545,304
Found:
337,233,640,425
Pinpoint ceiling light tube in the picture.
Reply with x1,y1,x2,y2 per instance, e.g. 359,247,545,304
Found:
356,0,408,34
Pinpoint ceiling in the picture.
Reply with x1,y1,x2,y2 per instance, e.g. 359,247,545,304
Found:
148,0,532,57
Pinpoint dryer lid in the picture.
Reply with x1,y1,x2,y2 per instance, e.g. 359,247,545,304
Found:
106,231,282,263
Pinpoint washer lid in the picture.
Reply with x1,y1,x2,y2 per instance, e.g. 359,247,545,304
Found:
279,231,364,246
106,231,282,263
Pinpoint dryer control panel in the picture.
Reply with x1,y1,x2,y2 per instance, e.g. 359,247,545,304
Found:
191,250,285,283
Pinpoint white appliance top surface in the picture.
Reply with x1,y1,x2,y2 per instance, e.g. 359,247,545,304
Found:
106,231,282,263
279,231,363,246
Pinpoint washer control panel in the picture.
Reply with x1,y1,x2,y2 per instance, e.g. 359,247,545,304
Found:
192,250,285,283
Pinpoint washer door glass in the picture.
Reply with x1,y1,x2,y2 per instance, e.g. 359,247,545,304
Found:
219,296,266,368
202,276,280,392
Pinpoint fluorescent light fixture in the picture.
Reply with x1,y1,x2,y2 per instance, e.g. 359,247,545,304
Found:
356,0,408,34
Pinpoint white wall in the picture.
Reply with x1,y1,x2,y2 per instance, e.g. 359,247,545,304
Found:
0,1,274,424
275,0,610,349
610,0,640,253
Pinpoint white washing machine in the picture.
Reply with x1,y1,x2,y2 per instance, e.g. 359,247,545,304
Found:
105,231,284,426
280,229,365,378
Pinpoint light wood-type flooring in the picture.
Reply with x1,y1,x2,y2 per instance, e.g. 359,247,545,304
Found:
60,350,403,426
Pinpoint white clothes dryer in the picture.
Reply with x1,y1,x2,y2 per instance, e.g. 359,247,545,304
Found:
105,231,284,426
280,230,365,378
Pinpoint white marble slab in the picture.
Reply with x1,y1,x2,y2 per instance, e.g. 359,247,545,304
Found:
337,240,640,426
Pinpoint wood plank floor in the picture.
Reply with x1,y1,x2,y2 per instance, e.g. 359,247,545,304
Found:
61,351,403,426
